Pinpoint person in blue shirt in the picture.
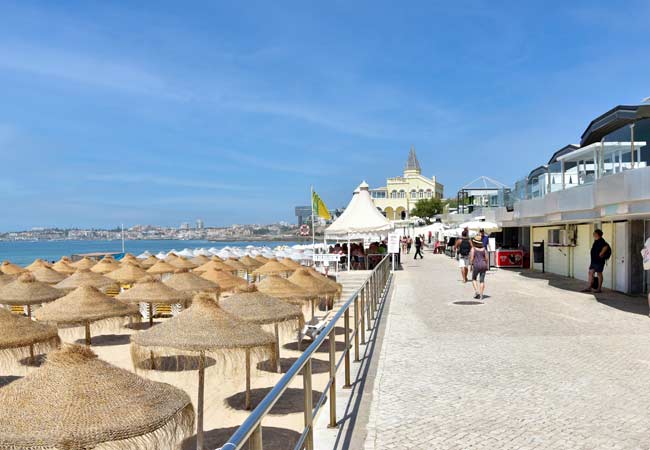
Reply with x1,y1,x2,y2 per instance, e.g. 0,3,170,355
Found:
479,229,490,251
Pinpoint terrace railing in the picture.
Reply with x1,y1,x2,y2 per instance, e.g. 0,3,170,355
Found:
219,254,393,450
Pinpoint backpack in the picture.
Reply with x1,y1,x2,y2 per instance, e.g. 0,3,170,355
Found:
459,238,471,256
602,240,612,261
473,249,488,271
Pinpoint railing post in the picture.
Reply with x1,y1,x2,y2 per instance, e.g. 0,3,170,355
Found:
366,282,372,332
354,296,360,362
249,424,263,450
328,328,337,428
343,307,351,388
360,286,366,345
303,359,314,450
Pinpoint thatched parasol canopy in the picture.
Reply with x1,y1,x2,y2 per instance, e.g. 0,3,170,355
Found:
254,255,269,264
288,268,338,298
35,285,138,324
51,258,76,274
71,256,97,270
280,258,302,270
30,266,67,285
164,252,180,262
239,255,263,270
35,285,139,345
1,261,25,275
224,258,248,272
131,293,276,431
200,269,246,292
220,290,303,327
117,276,190,305
0,272,64,306
190,255,210,266
220,289,304,373
25,258,51,271
169,257,198,270
106,262,148,284
146,260,177,275
0,345,194,450
163,269,220,295
121,253,141,266
256,275,314,305
0,273,16,287
90,255,120,274
306,267,343,296
0,307,60,367
54,268,119,293
140,254,159,269
194,259,236,274
252,260,291,277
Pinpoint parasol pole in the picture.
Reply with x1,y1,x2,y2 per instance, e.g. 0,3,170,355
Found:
84,321,91,346
148,302,154,327
274,323,281,373
245,348,252,410
196,350,205,450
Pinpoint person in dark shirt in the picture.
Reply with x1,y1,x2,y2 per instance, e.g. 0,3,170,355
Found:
582,229,610,293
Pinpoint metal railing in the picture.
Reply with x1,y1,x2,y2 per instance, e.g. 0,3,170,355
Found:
220,255,392,450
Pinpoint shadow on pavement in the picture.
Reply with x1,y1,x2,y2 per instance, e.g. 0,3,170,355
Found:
181,425,300,450
225,387,324,414
517,269,648,316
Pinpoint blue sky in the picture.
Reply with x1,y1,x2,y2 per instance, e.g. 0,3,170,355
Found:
1,1,649,230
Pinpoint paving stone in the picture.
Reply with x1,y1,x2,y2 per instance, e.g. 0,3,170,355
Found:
362,254,650,450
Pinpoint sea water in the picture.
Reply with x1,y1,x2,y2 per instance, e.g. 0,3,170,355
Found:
0,240,300,266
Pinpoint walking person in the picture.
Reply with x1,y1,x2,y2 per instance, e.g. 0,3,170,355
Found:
406,236,412,254
414,235,424,259
454,230,472,283
582,229,611,293
470,235,488,300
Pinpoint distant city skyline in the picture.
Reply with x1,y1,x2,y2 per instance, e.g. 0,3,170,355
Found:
1,1,650,230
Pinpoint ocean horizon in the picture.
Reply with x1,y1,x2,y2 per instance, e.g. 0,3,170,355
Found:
0,239,302,266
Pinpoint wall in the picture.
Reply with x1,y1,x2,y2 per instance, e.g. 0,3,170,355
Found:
573,224,592,283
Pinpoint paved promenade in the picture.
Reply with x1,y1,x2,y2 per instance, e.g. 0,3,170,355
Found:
360,254,650,450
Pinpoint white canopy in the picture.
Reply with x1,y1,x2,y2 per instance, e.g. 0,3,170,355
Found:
325,181,393,238
458,220,500,233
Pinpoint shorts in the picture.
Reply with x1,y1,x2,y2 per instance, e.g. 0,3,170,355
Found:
458,256,470,268
589,262,605,273
472,269,486,282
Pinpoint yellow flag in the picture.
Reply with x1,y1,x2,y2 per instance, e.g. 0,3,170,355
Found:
312,191,331,220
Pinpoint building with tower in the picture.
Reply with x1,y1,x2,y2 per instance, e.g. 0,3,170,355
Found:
370,147,444,220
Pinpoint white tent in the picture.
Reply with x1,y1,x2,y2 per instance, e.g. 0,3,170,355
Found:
325,181,393,269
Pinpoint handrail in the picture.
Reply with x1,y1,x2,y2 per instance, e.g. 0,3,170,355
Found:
219,254,392,450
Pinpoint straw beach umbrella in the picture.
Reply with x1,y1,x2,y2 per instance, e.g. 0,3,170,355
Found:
289,268,339,317
256,275,316,319
30,266,66,285
0,272,64,317
117,276,190,326
0,261,25,275
200,268,247,293
306,267,343,298
0,307,60,368
169,256,198,270
163,269,220,295
254,255,269,264
221,288,304,373
90,255,121,274
51,257,76,274
25,258,51,271
121,253,141,266
54,268,119,293
280,257,302,270
140,254,159,269
35,285,139,346
147,260,177,276
252,259,291,279
0,344,194,450
131,293,275,449
240,255,263,270
224,257,248,273
0,273,16,287
194,259,236,274
71,256,96,270
106,261,148,285
190,255,210,266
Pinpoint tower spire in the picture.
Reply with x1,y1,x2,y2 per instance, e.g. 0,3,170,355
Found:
404,146,421,174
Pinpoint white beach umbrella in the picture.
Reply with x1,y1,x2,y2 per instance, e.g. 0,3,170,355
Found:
155,252,167,260
177,248,194,258
458,220,500,233
137,251,152,259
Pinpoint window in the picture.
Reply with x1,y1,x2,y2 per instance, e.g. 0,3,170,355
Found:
399,190,406,198
418,189,424,198
426,189,432,198
410,190,417,199
391,190,397,199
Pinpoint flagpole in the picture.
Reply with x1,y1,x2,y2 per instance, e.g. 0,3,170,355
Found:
311,185,316,251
